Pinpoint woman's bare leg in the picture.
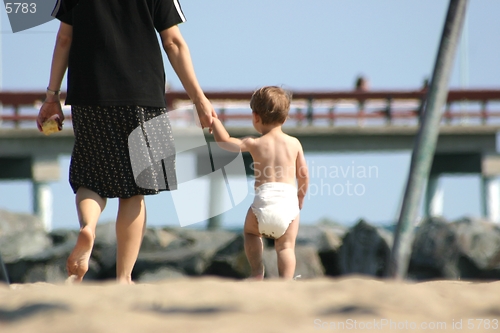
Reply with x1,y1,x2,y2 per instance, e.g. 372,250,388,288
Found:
274,215,300,280
243,207,264,280
67,187,107,282
115,195,146,284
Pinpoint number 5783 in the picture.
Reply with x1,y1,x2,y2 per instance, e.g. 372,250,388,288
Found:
5,3,36,14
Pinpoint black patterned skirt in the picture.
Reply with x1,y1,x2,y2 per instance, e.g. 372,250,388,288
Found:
70,105,177,198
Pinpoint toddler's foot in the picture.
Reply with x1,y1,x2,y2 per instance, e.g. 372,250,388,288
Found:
247,267,265,281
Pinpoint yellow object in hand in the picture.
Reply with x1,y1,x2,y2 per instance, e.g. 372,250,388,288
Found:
42,118,61,135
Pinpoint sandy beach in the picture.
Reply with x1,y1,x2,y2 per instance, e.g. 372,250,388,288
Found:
1,276,499,333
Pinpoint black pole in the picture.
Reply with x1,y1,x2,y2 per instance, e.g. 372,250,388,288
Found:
388,0,468,279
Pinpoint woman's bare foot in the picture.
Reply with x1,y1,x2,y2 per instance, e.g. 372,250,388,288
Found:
66,226,94,283
117,277,135,285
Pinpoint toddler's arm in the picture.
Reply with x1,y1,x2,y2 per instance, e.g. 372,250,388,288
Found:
211,118,254,152
296,143,309,209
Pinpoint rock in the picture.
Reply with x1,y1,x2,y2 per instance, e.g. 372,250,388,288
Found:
296,224,345,277
0,209,45,235
296,225,345,252
141,228,178,252
0,210,52,264
91,222,117,280
134,229,237,277
318,249,342,277
22,263,67,283
408,217,460,280
204,234,250,279
6,239,100,283
137,267,185,282
49,229,78,246
263,245,325,279
451,217,500,279
95,221,117,246
166,228,235,250
0,231,52,264
338,219,392,277
17,212,500,283
206,228,334,279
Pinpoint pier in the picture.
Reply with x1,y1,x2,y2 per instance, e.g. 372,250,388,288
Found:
1,89,500,229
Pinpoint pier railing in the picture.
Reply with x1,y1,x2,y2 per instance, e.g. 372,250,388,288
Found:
1,89,500,128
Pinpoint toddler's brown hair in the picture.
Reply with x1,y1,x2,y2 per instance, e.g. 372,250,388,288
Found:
250,86,291,125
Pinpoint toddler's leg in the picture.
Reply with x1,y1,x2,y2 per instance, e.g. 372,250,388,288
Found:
274,215,300,280
67,187,107,282
243,207,264,280
116,195,146,284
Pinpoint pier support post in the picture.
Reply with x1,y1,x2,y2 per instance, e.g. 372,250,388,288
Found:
31,155,60,232
207,176,225,230
388,0,468,279
33,182,53,232
481,176,500,223
424,175,444,218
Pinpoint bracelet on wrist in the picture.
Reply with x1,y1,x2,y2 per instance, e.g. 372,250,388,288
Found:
46,87,61,96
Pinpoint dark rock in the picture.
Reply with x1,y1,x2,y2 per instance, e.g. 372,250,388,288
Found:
204,234,250,278
457,255,500,280
4,260,29,283
91,222,117,280
49,229,78,246
263,245,324,279
338,219,392,277
408,217,460,280
90,244,116,280
318,250,342,276
134,229,237,277
451,217,500,280
297,224,345,276
206,228,336,279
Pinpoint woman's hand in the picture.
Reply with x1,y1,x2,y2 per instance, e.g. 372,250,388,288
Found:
36,100,65,132
194,96,217,132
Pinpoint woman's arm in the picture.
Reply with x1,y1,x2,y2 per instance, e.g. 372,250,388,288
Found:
36,22,73,131
159,25,216,129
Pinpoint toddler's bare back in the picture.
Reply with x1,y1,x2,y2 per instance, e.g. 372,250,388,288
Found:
249,130,301,188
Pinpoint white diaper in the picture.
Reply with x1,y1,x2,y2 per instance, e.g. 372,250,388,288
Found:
251,182,300,239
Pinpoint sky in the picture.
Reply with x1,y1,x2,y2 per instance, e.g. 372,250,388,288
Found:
0,0,499,230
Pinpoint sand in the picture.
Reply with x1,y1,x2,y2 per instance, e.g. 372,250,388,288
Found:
1,276,499,333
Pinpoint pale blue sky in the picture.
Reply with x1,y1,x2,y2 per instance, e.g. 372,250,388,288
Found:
0,1,499,229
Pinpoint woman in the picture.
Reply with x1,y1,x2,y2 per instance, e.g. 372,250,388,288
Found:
37,0,216,284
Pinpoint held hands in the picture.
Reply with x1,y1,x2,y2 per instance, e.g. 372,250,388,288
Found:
36,99,65,133
194,96,217,133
